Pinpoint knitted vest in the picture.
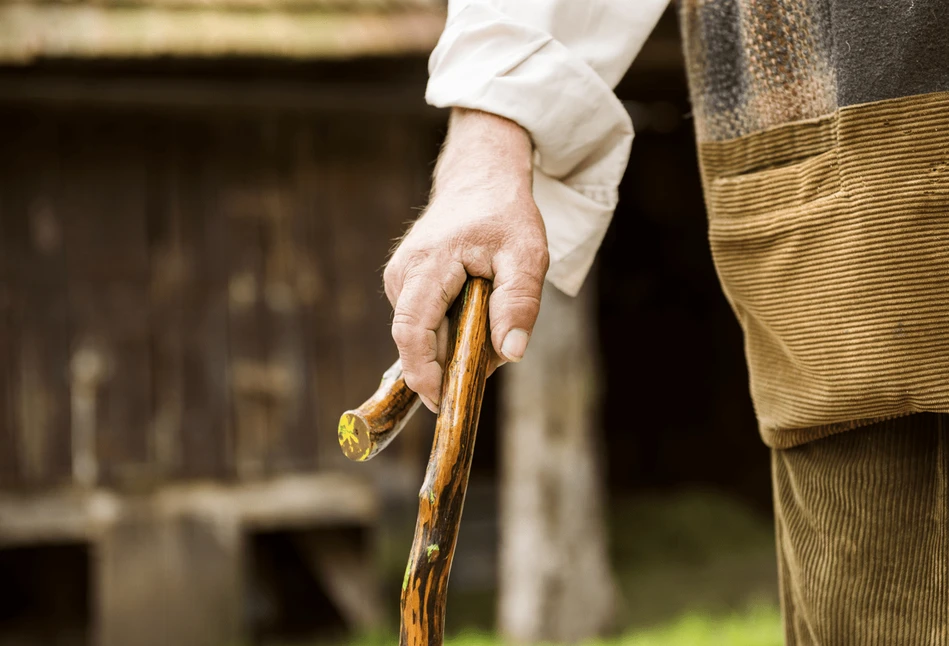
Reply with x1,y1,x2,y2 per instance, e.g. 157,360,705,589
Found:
678,0,949,447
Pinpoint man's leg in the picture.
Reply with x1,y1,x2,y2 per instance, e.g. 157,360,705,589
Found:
773,413,949,646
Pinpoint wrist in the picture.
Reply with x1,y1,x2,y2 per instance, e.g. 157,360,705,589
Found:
434,109,534,193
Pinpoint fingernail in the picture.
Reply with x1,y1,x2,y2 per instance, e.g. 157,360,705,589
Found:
501,328,530,363
420,394,439,413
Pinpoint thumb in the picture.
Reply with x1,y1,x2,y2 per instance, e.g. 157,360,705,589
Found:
489,247,548,363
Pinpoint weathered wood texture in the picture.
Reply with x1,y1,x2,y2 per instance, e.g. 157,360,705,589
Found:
400,277,490,646
0,105,437,491
498,278,618,643
0,471,379,646
0,6,446,64
0,114,73,487
339,359,421,462
96,512,243,646
0,472,378,547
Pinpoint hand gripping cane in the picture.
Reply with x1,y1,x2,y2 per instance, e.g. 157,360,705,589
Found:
338,276,491,646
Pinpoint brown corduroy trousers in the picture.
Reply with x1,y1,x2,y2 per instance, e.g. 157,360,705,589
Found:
772,413,949,645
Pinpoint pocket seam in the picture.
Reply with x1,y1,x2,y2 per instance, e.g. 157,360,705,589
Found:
707,148,842,222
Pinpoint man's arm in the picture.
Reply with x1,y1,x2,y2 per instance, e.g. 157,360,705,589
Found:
385,108,542,413
385,0,668,411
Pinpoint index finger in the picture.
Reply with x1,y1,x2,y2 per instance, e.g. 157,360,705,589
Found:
390,259,467,409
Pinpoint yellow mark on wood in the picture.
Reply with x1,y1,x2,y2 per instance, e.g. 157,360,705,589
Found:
426,544,440,562
402,558,412,591
338,414,359,451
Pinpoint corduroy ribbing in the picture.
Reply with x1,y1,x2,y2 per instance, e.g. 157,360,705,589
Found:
772,413,949,645
698,91,949,447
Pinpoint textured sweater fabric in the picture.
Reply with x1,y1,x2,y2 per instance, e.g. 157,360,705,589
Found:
679,0,949,446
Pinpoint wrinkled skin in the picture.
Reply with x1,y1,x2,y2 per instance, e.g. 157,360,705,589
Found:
384,109,550,412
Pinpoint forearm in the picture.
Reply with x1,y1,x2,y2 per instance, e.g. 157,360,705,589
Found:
433,108,534,202
426,3,666,295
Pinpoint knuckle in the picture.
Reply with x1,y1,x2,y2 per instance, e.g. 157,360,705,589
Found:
402,370,423,394
493,275,543,319
519,237,550,274
403,364,436,398
459,242,495,278
530,246,550,275
497,231,548,279
403,252,448,286
382,258,400,287
502,262,545,293
391,317,421,348
391,305,422,326
392,241,439,275
383,267,400,304
501,288,542,312
404,245,436,267
404,372,431,395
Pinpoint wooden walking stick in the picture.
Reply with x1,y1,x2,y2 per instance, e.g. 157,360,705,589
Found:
337,360,422,462
338,276,492,646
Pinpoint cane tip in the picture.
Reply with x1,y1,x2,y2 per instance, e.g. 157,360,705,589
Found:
338,412,374,462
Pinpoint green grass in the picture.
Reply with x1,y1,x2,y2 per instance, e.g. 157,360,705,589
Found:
591,605,782,646
343,605,783,646
609,490,778,628
303,489,783,646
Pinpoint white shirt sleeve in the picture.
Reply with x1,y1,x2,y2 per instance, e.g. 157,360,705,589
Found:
426,0,669,296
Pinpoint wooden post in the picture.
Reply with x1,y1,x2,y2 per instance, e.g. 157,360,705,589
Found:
498,277,618,643
96,512,243,646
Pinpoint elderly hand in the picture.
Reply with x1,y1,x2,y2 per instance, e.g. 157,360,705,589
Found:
384,109,549,412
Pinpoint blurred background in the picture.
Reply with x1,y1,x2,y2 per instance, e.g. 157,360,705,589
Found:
0,2,780,645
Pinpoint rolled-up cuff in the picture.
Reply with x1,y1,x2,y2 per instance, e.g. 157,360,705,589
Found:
532,165,626,296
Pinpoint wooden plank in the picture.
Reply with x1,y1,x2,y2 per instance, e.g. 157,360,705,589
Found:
146,119,186,477
148,117,233,480
181,119,234,479
243,118,293,474
0,67,441,118
294,121,350,471
0,313,14,485
0,179,16,485
324,118,393,399
0,110,73,487
59,117,152,486
258,116,320,473
176,286,233,480
3,0,443,11
319,117,434,469
138,115,236,481
0,488,112,546
96,513,242,646
0,5,446,64
215,117,271,478
214,115,328,477
0,471,377,548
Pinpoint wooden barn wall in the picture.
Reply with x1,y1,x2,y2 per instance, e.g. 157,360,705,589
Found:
0,106,436,490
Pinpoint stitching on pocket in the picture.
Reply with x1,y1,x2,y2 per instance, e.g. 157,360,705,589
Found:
708,148,841,222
